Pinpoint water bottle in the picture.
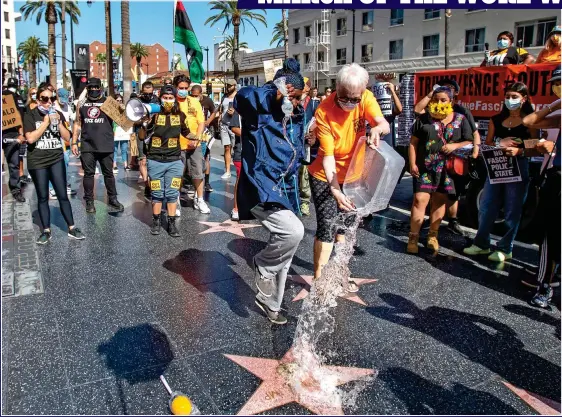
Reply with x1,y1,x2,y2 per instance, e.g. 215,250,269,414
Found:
48,107,59,131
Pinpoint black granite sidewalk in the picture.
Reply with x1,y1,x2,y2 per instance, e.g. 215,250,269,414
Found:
1,153,559,415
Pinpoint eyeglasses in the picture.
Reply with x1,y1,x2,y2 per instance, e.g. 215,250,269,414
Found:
39,96,56,103
337,96,361,104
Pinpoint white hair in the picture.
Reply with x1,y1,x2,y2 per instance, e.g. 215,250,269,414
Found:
336,63,369,91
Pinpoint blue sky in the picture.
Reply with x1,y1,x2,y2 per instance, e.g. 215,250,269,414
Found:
14,1,280,76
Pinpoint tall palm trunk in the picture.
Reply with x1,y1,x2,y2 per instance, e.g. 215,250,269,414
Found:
29,60,37,87
121,0,132,101
282,9,288,60
61,1,67,89
136,56,141,87
233,21,240,81
47,3,57,86
105,1,114,97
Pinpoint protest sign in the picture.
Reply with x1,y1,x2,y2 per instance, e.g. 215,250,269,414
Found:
2,94,22,131
481,144,522,185
70,69,89,98
100,96,134,131
415,64,558,118
263,59,283,82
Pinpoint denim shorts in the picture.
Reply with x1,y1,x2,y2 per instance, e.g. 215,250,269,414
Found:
147,159,184,201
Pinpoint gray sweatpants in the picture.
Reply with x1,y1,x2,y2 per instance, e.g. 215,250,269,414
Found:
251,205,305,312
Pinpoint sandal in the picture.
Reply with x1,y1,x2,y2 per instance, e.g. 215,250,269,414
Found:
346,280,359,293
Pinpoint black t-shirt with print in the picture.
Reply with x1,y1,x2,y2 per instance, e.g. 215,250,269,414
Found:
79,97,114,153
147,112,190,162
200,96,216,122
23,107,66,169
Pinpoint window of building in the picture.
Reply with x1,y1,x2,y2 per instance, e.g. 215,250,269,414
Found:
424,9,440,19
90,52,93,57
361,44,373,62
304,25,311,38
423,34,439,56
4,12,9,22
156,54,159,59
336,48,347,65
389,40,403,60
304,53,311,64
293,54,300,64
5,29,10,39
2,1,7,5
362,11,374,31
6,45,11,57
96,45,99,51
390,9,404,26
516,18,557,47
318,50,325,63
465,28,485,52
336,18,347,36
156,48,159,52
8,63,13,73
293,28,300,44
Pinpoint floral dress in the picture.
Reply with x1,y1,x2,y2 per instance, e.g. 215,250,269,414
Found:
411,112,473,195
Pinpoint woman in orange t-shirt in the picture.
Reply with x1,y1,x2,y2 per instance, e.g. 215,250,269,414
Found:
536,26,561,64
307,63,389,291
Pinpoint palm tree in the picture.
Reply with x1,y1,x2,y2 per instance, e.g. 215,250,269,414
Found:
17,36,48,87
130,42,149,86
204,1,267,81
95,52,106,77
121,0,132,99
60,1,80,90
218,36,248,72
270,21,284,48
20,1,80,87
105,1,114,97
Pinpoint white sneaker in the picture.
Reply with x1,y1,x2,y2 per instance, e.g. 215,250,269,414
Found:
231,209,239,221
221,172,231,179
67,186,77,196
49,188,57,200
194,198,210,214
95,167,100,174
113,167,118,174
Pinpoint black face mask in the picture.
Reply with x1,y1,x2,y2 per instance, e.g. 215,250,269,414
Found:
88,89,102,100
140,93,153,103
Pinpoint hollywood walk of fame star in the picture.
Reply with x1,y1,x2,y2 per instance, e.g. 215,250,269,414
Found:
224,348,375,415
198,220,261,237
287,275,378,306
503,382,561,415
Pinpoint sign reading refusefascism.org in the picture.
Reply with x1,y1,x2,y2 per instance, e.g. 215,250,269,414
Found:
242,0,559,7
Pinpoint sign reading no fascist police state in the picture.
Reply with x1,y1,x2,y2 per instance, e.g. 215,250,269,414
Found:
481,144,522,185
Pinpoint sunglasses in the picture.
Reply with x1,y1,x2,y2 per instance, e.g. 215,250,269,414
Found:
337,96,361,104
39,96,56,103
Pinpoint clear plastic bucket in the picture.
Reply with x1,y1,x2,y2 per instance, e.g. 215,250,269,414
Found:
343,137,405,213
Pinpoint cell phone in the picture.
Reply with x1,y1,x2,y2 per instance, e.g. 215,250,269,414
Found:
228,102,234,110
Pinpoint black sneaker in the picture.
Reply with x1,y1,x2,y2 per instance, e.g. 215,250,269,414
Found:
36,231,52,245
531,283,553,308
86,200,96,213
13,192,26,203
255,298,287,325
151,214,161,235
68,227,85,240
204,183,214,193
108,198,124,212
168,216,180,238
446,219,465,236
254,257,275,298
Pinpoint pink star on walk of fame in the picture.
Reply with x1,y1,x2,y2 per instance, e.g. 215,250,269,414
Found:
224,348,375,415
288,274,378,306
502,382,561,415
198,220,261,237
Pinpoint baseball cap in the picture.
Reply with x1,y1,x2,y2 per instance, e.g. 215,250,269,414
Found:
547,64,561,84
86,77,102,88
548,25,561,37
57,88,69,103
225,78,237,86
7,77,18,88
160,85,177,96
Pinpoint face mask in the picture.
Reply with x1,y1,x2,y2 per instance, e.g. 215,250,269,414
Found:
337,99,359,112
497,39,510,49
88,89,102,100
38,105,50,114
177,90,188,99
504,98,522,110
162,100,175,112
428,102,453,120
552,34,560,45
31,94,37,100
552,85,561,98
281,97,293,117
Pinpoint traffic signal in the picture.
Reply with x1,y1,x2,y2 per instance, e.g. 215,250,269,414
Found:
206,82,212,95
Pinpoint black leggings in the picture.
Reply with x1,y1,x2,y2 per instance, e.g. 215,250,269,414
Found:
310,175,357,243
29,158,75,230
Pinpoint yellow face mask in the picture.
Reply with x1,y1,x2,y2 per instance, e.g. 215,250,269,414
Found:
428,102,453,120
553,84,561,99
551,34,560,45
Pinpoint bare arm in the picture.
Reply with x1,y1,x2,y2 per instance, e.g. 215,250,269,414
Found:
58,119,71,142
389,84,402,116
414,93,431,115
485,118,495,146
523,100,561,128
409,136,420,177
231,127,241,136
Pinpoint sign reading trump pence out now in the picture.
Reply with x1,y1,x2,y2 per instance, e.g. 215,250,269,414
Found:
2,94,23,131
481,144,522,185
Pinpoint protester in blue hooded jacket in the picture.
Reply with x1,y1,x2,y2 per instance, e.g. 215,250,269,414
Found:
234,58,306,325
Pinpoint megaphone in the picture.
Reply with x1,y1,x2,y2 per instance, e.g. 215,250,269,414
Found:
125,97,161,122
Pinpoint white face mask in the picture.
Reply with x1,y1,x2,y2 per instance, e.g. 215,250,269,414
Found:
504,98,522,110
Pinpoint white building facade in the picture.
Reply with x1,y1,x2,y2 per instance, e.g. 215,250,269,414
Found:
1,0,21,82
288,9,559,90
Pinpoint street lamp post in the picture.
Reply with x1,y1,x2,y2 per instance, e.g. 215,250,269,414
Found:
203,47,209,80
